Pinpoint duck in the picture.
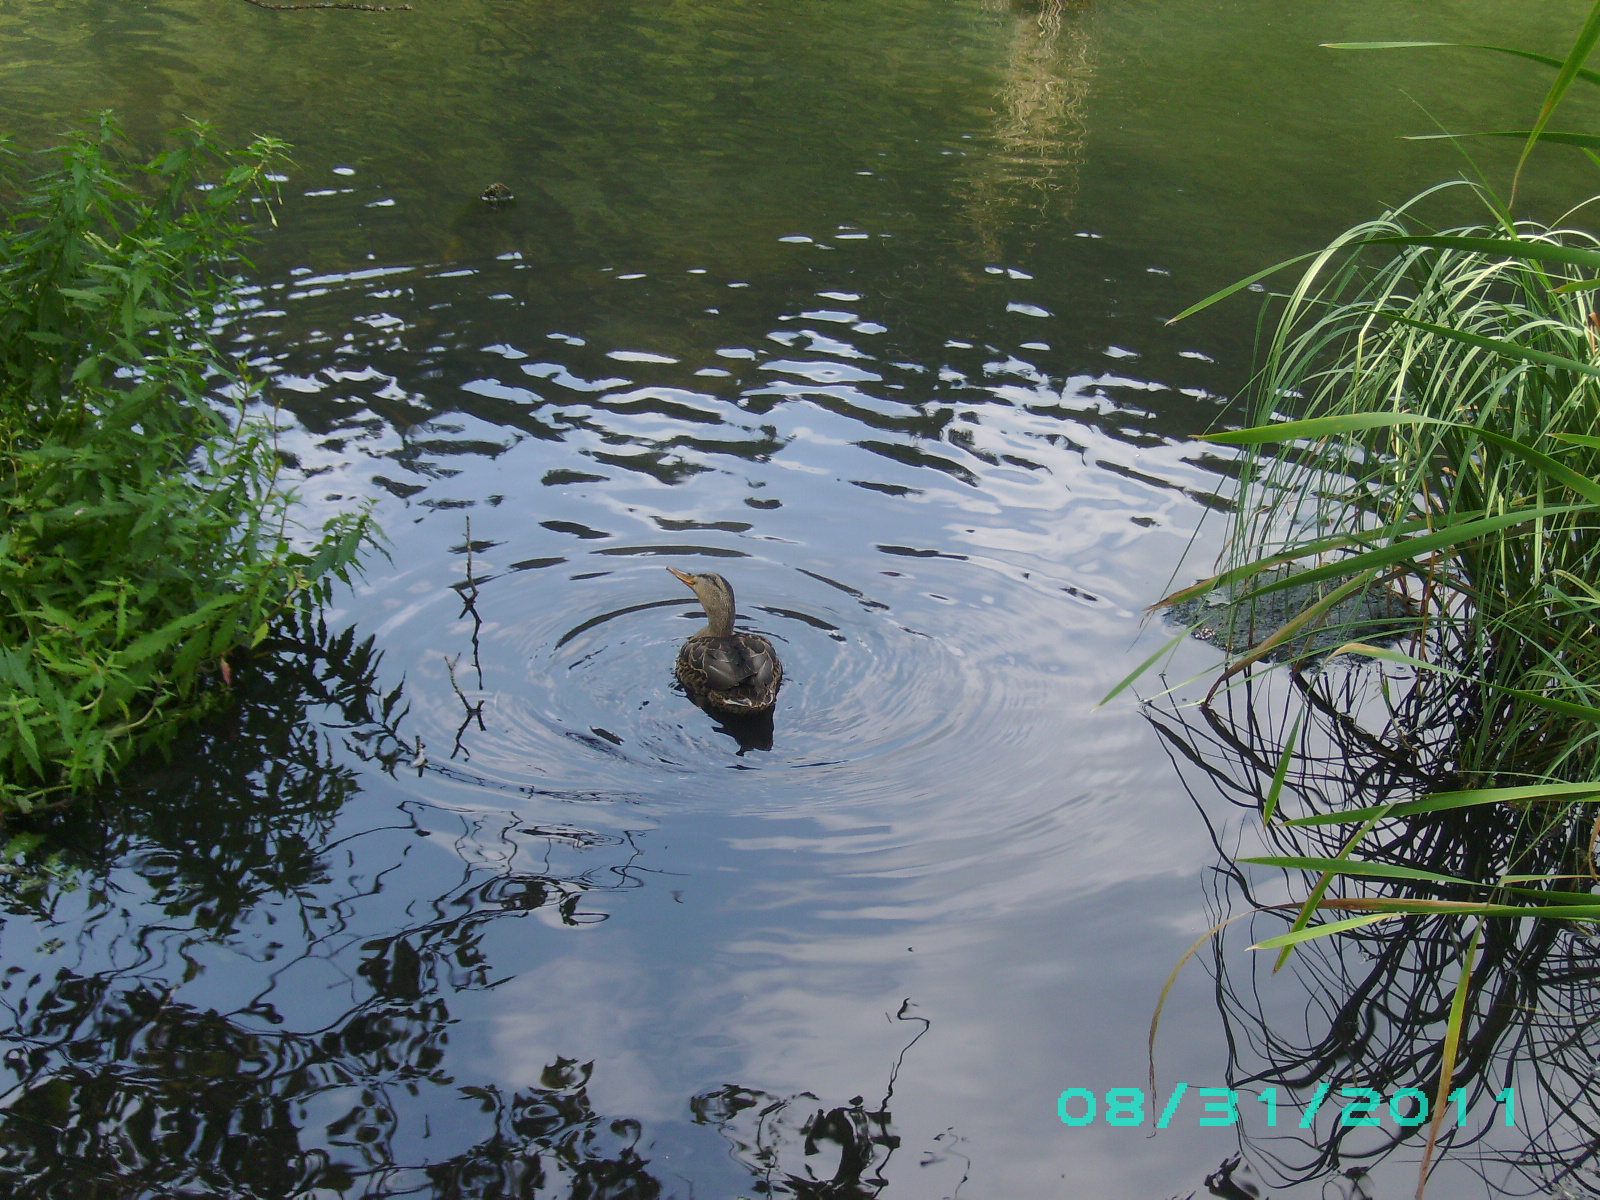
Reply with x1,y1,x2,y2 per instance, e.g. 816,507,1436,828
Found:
667,567,783,714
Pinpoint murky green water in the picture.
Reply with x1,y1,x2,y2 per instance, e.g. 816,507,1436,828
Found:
2,1,1597,1196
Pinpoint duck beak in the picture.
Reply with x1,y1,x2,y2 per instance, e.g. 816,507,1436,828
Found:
667,567,697,589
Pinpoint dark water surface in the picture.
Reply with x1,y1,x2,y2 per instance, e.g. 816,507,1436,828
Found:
2,1,1597,1196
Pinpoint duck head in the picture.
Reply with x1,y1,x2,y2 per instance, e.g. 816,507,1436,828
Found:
668,567,736,636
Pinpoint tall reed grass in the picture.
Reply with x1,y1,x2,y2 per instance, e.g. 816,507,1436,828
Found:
1190,187,1600,791
1125,7,1600,1191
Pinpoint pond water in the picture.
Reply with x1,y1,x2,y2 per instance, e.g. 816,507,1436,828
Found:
2,1,1598,1196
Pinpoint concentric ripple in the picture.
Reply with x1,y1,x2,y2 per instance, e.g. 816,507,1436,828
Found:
408,549,1046,808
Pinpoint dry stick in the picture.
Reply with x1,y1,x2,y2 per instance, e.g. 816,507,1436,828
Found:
444,654,470,708
1148,909,1263,1121
461,516,484,689
241,0,412,10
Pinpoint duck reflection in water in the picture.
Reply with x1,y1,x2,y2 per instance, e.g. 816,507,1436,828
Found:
673,678,775,756
709,705,775,754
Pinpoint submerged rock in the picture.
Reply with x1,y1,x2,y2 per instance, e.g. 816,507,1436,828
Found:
1167,569,1415,659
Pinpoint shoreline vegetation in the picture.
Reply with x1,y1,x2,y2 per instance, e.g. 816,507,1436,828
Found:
0,115,375,830
1122,4,1600,1193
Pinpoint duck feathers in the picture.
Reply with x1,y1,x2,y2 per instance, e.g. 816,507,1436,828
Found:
677,632,782,712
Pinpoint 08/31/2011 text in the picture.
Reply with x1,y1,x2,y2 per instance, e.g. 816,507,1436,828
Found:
1056,1084,1516,1130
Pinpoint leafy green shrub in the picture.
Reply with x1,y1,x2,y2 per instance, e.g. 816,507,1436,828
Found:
0,114,374,814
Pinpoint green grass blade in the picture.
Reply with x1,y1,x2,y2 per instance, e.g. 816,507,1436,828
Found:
1514,0,1600,200
1355,233,1600,271
1420,925,1480,1200
1273,816,1384,972
1239,855,1476,886
1407,130,1600,150
1165,252,1320,324
1236,506,1597,603
1261,714,1301,826
1471,427,1600,505
1097,631,1186,708
1374,311,1600,378
1334,643,1600,723
1202,412,1427,445
1155,530,1409,611
1208,413,1600,504
1322,41,1600,87
1250,913,1394,950
1153,512,1498,613
1283,780,1600,827
1309,897,1600,917
1502,885,1600,903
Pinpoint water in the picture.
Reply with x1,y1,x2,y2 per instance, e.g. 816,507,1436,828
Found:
2,0,1597,1195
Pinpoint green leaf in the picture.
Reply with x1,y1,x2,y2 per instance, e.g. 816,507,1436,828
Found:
1273,816,1385,972
1471,426,1600,506
1165,252,1321,324
1283,780,1600,827
1250,913,1395,950
1097,631,1186,708
1406,129,1600,150
0,122,364,810
1332,642,1600,724
1261,714,1300,827
1372,311,1600,378
1420,926,1481,1196
1208,411,1600,518
171,627,211,681
1236,505,1597,603
1239,855,1477,886
1322,40,1600,88
1319,898,1600,918
1515,2,1600,197
1202,412,1428,445
1353,233,1600,272
1152,513,1476,613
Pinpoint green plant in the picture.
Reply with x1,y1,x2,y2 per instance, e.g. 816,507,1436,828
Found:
1123,8,1600,1192
1141,2,1600,924
0,114,375,814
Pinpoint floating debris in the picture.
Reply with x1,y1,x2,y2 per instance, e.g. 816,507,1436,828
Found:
480,182,514,205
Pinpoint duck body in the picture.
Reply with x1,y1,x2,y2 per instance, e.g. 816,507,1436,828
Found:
676,630,783,713
668,568,783,714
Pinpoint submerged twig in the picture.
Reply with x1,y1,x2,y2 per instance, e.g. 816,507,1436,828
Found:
240,0,412,11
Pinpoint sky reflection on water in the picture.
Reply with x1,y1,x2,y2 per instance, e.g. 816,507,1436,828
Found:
2,0,1597,1195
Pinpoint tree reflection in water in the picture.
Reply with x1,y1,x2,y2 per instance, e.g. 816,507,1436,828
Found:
960,0,1096,262
0,614,923,1199
692,1001,935,1199
1149,661,1600,1198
